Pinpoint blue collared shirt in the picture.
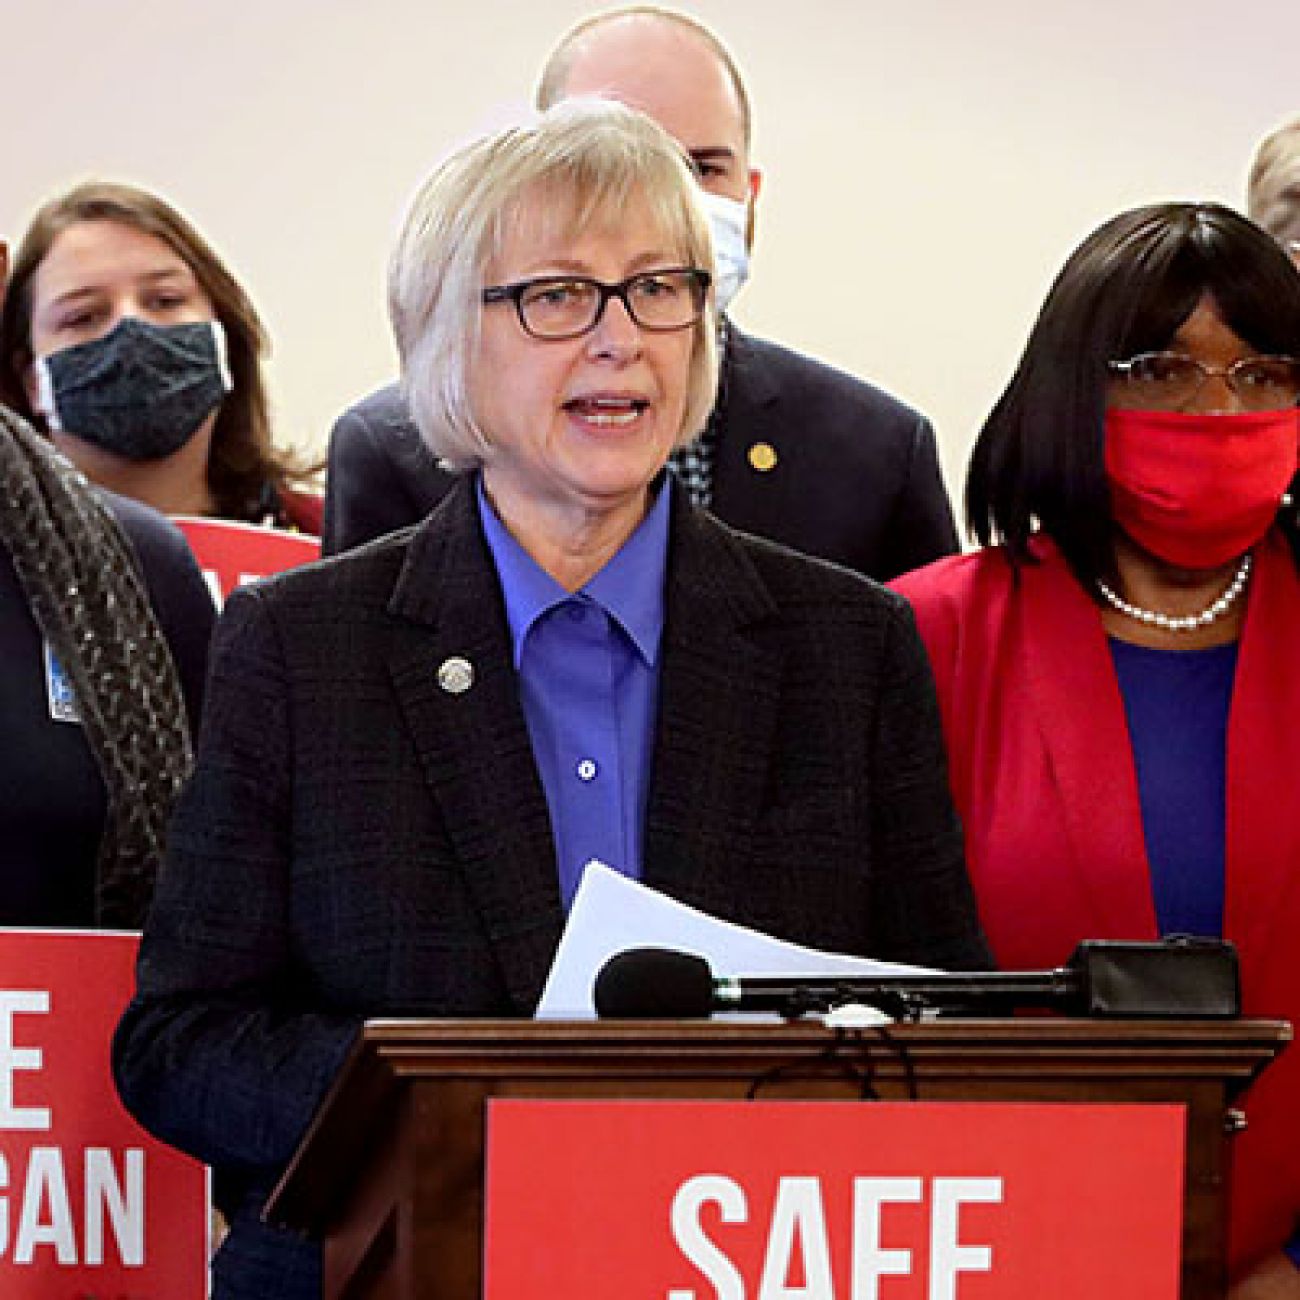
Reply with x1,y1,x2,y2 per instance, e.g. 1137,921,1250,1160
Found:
478,476,670,907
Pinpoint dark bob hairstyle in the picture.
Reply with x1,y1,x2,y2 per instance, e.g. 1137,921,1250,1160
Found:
966,201,1300,588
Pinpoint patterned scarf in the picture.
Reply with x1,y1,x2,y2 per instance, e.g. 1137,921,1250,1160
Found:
0,406,192,926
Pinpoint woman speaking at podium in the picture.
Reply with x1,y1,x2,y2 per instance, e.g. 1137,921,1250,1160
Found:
113,99,989,1299
894,203,1300,1298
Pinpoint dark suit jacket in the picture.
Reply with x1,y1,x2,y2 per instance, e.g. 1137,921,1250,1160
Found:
113,477,986,1298
322,328,959,579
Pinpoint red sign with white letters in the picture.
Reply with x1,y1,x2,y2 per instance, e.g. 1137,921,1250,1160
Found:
484,1099,1184,1299
0,930,208,1296
174,515,320,606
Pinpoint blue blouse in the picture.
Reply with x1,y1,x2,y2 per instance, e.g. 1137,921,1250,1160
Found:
478,476,669,907
1109,638,1237,938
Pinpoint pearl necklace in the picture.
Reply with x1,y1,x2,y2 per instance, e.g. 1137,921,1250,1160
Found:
1096,554,1253,632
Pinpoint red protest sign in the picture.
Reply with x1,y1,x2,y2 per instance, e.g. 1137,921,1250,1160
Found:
0,930,207,1296
173,515,320,606
485,1099,1184,1300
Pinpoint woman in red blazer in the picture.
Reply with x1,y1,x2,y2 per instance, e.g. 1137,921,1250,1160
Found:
894,202,1300,1298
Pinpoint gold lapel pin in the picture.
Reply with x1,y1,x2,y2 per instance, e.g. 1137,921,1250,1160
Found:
748,441,778,472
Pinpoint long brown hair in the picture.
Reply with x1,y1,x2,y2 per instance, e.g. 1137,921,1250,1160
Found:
0,181,312,522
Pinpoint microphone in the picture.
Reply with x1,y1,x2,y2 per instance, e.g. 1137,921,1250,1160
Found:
593,939,1239,1021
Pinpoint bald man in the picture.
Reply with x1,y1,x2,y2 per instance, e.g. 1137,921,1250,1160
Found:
322,7,958,580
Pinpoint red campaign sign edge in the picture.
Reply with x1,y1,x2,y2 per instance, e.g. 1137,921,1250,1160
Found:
483,1098,1187,1300
173,514,320,605
0,927,209,1296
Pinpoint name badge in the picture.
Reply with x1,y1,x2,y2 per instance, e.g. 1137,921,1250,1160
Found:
44,642,81,724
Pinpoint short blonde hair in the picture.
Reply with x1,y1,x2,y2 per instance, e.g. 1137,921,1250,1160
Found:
1248,115,1300,246
389,98,718,470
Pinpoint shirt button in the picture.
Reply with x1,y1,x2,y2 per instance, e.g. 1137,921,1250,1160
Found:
576,758,598,782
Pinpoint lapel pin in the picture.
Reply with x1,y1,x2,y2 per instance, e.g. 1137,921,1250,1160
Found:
437,656,474,695
747,441,778,472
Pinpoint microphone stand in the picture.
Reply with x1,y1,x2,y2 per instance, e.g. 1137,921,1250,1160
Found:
716,938,1239,1021
594,937,1240,1021
714,968,1082,1020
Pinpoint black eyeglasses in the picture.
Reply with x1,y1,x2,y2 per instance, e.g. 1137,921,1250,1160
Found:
1107,351,1300,412
482,268,711,340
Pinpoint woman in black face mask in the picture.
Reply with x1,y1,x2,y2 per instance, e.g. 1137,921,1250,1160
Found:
0,182,320,533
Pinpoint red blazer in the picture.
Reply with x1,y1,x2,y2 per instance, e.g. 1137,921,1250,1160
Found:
894,531,1300,1276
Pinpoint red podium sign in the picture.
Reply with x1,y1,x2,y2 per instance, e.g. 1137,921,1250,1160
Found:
0,930,208,1296
173,515,320,606
485,1099,1184,1299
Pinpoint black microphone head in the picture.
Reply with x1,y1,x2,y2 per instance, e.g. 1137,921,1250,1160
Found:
594,948,714,1018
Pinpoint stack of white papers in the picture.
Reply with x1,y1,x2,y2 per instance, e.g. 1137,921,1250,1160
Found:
536,861,936,1020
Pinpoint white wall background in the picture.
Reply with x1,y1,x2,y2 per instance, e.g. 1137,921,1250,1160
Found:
3,0,1297,524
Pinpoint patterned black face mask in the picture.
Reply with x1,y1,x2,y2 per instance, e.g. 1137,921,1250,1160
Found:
36,317,231,461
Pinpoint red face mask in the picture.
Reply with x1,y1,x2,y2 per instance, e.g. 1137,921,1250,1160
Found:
1104,407,1299,569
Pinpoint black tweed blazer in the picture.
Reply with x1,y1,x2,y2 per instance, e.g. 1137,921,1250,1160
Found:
114,476,985,1296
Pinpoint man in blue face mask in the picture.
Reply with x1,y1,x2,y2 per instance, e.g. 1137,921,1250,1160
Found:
321,6,959,582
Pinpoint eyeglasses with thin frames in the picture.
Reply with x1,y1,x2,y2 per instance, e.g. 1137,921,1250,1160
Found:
482,268,711,341
1106,351,1300,412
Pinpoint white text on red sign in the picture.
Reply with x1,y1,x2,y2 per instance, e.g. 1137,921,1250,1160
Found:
670,1173,1002,1300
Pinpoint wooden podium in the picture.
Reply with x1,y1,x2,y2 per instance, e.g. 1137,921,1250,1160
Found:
266,1018,1287,1299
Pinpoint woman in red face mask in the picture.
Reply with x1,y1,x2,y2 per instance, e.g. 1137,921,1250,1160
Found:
893,202,1300,1298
